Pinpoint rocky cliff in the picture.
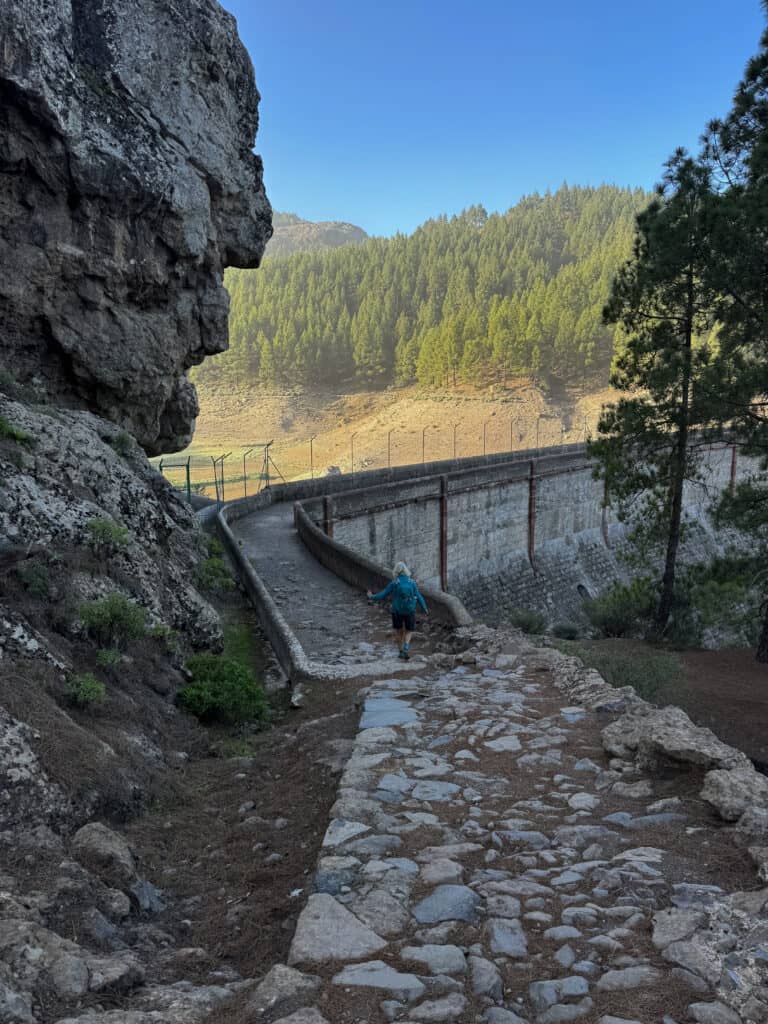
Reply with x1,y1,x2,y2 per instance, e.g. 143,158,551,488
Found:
0,0,272,454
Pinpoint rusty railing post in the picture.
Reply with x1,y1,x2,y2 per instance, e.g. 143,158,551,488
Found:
439,475,448,591
323,496,334,538
527,460,536,571
601,478,610,547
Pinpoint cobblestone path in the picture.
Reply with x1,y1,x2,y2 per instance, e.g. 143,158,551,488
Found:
247,628,766,1024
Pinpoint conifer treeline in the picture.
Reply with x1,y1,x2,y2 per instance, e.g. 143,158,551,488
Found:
196,184,649,390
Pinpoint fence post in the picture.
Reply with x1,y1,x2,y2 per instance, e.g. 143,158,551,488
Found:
439,475,448,591
323,496,334,539
601,478,610,547
527,460,536,571
185,459,191,504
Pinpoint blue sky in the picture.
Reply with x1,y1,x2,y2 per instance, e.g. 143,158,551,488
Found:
221,1,766,237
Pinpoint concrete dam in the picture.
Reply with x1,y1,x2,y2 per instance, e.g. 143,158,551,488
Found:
296,441,749,625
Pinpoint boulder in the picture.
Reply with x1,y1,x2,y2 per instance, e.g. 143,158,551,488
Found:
602,706,750,772
701,768,768,822
1,0,271,453
71,823,136,888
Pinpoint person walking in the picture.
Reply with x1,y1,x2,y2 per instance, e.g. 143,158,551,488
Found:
367,561,428,660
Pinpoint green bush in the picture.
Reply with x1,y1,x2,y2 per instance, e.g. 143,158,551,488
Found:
196,556,234,593
552,622,580,641
508,608,547,634
555,641,682,702
96,648,122,668
66,672,106,708
0,415,31,445
178,654,268,725
16,561,50,599
108,432,133,457
584,579,656,637
86,517,131,554
149,622,181,654
79,593,147,649
204,534,225,558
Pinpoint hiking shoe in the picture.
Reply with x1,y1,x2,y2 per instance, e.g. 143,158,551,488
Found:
398,649,406,660
402,649,410,661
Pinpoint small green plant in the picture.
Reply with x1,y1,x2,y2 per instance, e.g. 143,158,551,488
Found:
86,517,131,555
552,622,580,641
0,415,31,445
79,593,147,649
508,608,547,634
178,654,268,725
66,672,106,708
149,623,181,654
96,648,122,668
108,432,133,457
203,534,225,558
15,561,50,599
584,578,656,637
195,556,234,593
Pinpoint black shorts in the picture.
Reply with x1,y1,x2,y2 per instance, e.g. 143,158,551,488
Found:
392,611,416,631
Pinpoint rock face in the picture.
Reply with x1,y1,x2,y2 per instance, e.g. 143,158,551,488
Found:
0,0,272,454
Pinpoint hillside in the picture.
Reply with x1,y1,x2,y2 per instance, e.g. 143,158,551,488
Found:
266,210,368,257
195,184,649,395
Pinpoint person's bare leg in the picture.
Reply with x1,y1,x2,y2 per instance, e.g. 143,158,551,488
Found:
402,629,413,659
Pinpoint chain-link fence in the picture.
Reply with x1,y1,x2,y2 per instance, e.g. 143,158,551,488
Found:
153,415,596,505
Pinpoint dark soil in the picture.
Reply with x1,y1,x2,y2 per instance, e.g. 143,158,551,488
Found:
669,647,768,766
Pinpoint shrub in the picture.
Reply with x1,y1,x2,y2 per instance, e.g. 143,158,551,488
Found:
555,641,683,702
16,561,50,599
66,672,106,708
178,654,268,725
0,415,31,445
79,593,147,649
96,648,122,668
86,517,131,555
196,556,234,593
508,608,547,634
203,534,225,558
584,579,655,637
552,622,580,641
108,432,133,457
149,623,181,654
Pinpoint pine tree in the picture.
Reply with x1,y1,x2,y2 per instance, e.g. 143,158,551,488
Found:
591,153,722,631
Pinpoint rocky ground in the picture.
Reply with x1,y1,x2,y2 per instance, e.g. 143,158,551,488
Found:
231,626,768,1024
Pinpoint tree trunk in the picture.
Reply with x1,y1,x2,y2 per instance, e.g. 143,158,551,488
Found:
757,599,768,664
655,268,695,631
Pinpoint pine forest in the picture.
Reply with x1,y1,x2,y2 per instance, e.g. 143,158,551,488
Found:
196,184,650,391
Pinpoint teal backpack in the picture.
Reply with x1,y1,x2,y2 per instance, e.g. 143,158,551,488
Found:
392,575,418,614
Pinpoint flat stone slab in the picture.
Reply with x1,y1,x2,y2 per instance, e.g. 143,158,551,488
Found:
484,735,522,752
360,698,417,729
412,885,481,924
331,960,425,1001
322,820,370,848
401,944,467,975
288,894,387,964
411,780,461,802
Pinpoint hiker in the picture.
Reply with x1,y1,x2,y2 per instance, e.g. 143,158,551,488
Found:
367,561,428,660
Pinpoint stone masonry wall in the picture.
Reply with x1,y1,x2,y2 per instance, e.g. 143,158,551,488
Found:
329,445,756,625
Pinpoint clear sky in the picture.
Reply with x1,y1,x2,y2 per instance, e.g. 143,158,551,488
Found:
220,0,766,237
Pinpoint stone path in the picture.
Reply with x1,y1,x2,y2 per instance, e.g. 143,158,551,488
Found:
247,626,767,1024
231,502,416,667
